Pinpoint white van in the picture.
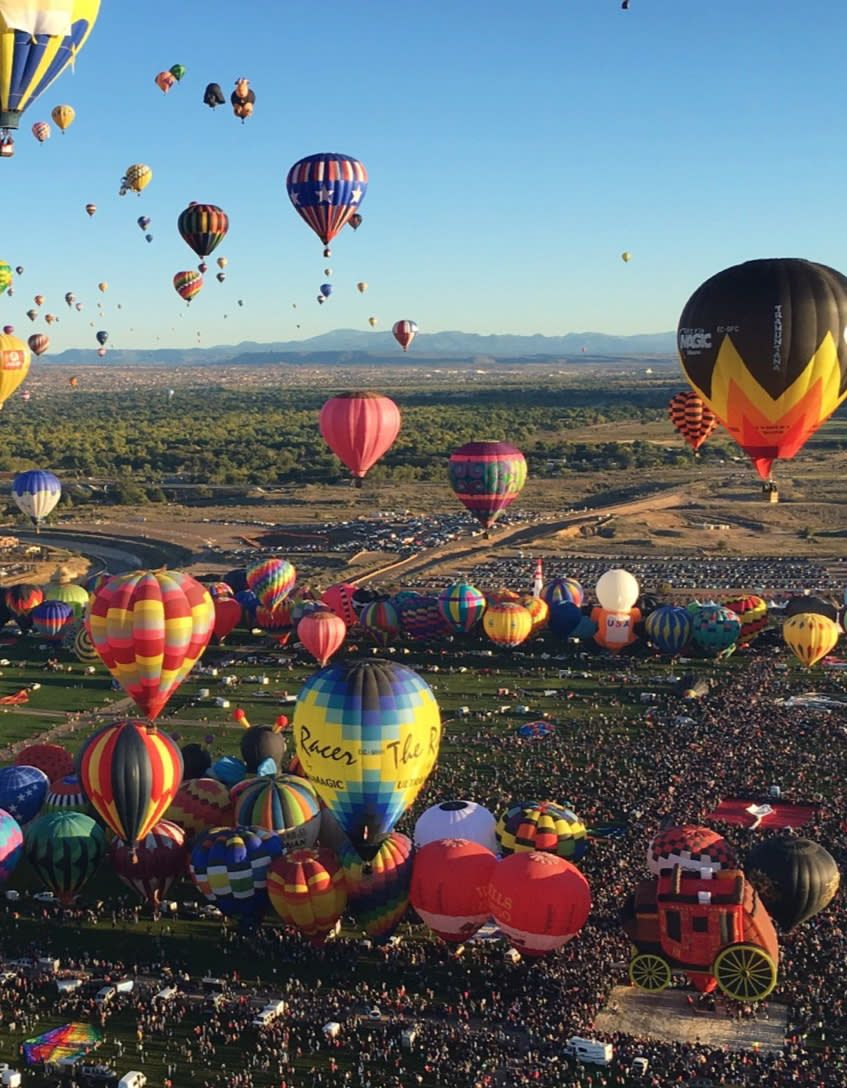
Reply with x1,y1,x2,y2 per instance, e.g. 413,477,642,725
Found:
95,984,116,1007
0,1064,22,1088
154,984,178,1002
251,999,286,1027
564,1037,613,1065
115,979,135,994
117,1073,147,1088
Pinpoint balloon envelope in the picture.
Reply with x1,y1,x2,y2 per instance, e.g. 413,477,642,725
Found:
319,392,401,482
448,441,527,530
746,836,840,930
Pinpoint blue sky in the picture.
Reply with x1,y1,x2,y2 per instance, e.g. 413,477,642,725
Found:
2,0,846,350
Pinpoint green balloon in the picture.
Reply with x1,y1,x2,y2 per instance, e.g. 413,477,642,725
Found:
46,583,89,619
24,812,106,904
169,64,186,81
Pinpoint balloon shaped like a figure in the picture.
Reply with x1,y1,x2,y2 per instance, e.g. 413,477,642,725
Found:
294,659,441,859
678,258,847,480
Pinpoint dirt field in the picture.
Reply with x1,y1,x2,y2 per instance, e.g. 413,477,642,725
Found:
595,986,788,1054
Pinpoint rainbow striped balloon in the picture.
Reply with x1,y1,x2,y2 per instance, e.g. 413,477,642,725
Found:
88,570,214,720
232,774,321,850
246,557,296,612
437,581,486,633
339,831,413,942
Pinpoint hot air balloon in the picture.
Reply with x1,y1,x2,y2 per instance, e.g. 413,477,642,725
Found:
71,622,98,664
448,441,527,532
85,203,96,217
595,569,640,612
231,77,255,121
45,774,89,813
154,70,175,93
297,609,346,666
0,333,30,407
217,256,228,269
169,63,185,82
746,836,840,931
0,765,49,824
27,332,48,357
88,570,214,720
359,600,399,647
483,601,533,648
178,743,210,782
668,390,718,452
268,847,346,943
691,605,741,656
13,265,21,275
678,258,847,481
0,263,10,296
97,282,107,293
173,270,203,303
724,595,769,644
319,392,401,486
24,812,105,903
216,272,226,283
178,203,229,259
368,316,378,328
30,600,73,641
338,831,413,942
95,330,108,346
43,582,85,620
121,164,152,195
644,605,692,656
782,612,840,667
647,825,737,876
356,282,367,294
5,583,43,621
190,825,282,924
240,724,286,774
320,582,358,627
16,743,73,784
496,801,587,861
349,213,363,230
212,596,241,644
31,121,50,142
137,216,150,232
621,251,632,262
395,594,448,641
437,581,486,633
26,310,37,322
294,659,441,859
109,818,186,909
50,104,74,131
11,469,61,529
414,801,497,852
203,82,225,108
392,319,417,351
0,809,22,883
286,153,367,245
78,720,183,848
410,838,497,943
165,777,232,839
488,852,591,957
319,283,332,298
233,775,321,850
246,557,295,613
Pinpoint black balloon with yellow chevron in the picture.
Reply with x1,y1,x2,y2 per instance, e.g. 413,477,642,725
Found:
677,258,847,480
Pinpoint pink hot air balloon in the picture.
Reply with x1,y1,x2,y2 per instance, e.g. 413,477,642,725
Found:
392,320,418,351
32,121,51,143
297,609,346,666
320,582,358,627
319,392,401,487
212,596,242,644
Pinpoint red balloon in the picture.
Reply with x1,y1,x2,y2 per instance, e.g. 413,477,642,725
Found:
109,819,187,908
320,582,358,627
488,851,591,957
213,596,242,643
410,838,497,943
297,610,346,666
15,743,73,784
319,392,401,485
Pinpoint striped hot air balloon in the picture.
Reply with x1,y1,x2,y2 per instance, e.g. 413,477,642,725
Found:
165,776,232,840
448,441,527,532
395,595,448,641
392,319,418,351
437,581,486,633
246,557,296,613
77,720,184,848
24,812,105,904
173,270,203,303
724,595,769,644
30,600,73,641
482,601,533,648
268,847,347,944
5,583,43,619
668,390,718,452
109,819,187,908
189,825,282,924
178,203,229,259
783,613,840,667
88,570,214,720
72,622,99,663
359,599,400,646
338,832,413,942
232,775,321,850
644,605,692,656
540,578,584,609
520,595,549,635
286,153,367,246
45,775,90,814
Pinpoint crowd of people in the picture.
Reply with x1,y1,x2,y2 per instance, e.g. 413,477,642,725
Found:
0,637,844,1087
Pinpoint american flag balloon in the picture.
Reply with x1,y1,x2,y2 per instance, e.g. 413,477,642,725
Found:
286,153,367,246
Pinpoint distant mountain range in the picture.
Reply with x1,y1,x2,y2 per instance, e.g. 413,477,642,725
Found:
42,328,677,366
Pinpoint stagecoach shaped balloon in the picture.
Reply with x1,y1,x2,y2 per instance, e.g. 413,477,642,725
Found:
0,1,100,133
293,659,441,859
677,258,847,480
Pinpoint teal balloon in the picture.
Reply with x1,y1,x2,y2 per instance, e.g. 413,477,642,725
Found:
24,811,105,904
645,605,692,656
437,582,486,633
691,605,741,656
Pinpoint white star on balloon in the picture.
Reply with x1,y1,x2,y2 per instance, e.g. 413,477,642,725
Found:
290,192,300,205
315,187,334,203
350,187,363,203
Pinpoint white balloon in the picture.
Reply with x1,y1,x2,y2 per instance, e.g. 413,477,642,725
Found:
595,568,639,612
414,800,497,853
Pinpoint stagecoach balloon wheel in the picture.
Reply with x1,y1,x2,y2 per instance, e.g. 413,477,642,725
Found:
713,944,777,1002
629,952,671,992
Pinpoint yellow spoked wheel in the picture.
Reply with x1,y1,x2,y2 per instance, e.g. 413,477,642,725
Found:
713,944,777,1001
629,952,671,992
